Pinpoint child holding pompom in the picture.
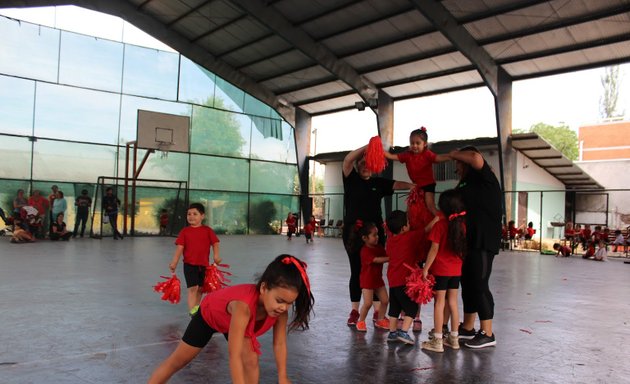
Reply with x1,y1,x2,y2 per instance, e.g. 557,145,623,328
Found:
169,203,221,316
353,221,389,332
421,189,467,352
384,210,425,344
149,254,314,384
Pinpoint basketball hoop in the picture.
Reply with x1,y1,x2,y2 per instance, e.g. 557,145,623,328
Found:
157,141,172,159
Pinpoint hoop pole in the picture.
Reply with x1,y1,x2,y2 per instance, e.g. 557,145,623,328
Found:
124,141,134,235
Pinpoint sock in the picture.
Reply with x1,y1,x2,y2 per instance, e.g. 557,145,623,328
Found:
434,332,443,339
450,331,459,337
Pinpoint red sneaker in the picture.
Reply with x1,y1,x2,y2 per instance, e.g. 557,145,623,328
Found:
374,318,390,330
356,321,367,332
347,309,360,326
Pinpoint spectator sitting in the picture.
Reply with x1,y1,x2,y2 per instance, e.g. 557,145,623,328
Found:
50,212,72,241
553,243,571,257
524,221,536,240
10,217,34,243
612,230,625,252
13,189,28,217
590,239,607,261
28,189,49,238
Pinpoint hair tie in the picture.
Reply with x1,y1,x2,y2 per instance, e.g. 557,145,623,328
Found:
355,220,363,229
448,211,466,221
282,256,311,295
420,126,427,132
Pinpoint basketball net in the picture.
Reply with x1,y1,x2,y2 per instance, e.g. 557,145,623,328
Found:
157,141,171,159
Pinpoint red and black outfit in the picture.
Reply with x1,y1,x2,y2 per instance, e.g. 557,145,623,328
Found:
427,214,464,291
397,150,437,232
175,225,220,288
359,245,386,290
385,229,424,318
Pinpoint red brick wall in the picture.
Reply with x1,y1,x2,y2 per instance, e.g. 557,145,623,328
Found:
579,121,630,160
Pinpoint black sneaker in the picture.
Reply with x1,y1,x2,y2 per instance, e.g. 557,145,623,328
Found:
465,330,496,349
458,323,476,340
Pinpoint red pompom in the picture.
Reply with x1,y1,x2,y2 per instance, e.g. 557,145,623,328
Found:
403,263,435,304
153,274,181,304
201,264,232,293
364,136,387,173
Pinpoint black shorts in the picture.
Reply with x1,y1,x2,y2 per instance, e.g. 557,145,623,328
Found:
184,263,206,288
388,286,419,318
182,311,227,348
421,183,436,193
433,275,460,291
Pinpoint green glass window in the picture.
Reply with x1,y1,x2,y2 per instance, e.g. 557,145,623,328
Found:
0,136,32,179
214,76,245,113
33,140,118,182
178,57,216,106
189,155,249,191
250,161,298,194
191,106,250,157
249,193,299,235
122,44,179,100
189,191,249,234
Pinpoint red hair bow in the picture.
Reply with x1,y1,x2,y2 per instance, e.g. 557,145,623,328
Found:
420,126,427,132
355,220,363,229
282,256,311,295
448,211,466,221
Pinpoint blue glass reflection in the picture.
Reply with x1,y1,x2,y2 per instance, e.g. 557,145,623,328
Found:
123,44,179,100
0,75,35,135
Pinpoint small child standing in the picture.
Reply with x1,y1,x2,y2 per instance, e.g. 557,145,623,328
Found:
303,218,314,244
354,221,389,332
149,254,314,383
169,203,221,316
286,213,296,240
384,210,425,345
384,127,449,225
421,189,467,352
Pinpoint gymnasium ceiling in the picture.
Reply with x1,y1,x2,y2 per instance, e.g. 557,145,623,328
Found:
3,0,630,127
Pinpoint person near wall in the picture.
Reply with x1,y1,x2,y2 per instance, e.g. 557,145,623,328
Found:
342,144,414,327
50,212,72,241
449,146,502,349
28,190,49,238
73,189,92,238
13,189,28,217
102,187,123,240
51,190,68,224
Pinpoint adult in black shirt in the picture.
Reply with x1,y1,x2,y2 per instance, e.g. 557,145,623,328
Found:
342,144,414,326
450,146,502,349
102,187,123,240
73,189,92,238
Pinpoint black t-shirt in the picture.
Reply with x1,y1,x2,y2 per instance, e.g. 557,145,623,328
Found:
52,221,66,233
456,160,502,254
343,168,395,226
75,195,92,214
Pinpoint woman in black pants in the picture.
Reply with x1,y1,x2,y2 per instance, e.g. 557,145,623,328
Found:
449,146,502,349
342,144,413,326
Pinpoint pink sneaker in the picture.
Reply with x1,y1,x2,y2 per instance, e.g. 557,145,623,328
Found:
347,309,359,326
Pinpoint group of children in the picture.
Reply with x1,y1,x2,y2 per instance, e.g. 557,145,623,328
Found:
285,212,317,243
554,222,628,261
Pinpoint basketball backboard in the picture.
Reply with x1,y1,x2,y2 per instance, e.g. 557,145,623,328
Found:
137,110,190,154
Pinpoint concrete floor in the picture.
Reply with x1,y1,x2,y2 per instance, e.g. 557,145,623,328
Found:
1,234,629,383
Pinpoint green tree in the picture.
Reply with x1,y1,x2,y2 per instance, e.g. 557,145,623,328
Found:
599,65,624,119
191,97,246,156
529,122,578,160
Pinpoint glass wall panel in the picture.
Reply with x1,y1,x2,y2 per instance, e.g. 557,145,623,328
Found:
214,76,244,113
122,44,178,100
33,140,118,182
0,18,59,82
59,31,123,92
189,155,249,191
130,185,187,235
284,122,297,164
119,95,191,145
0,179,31,216
117,149,189,182
178,57,216,106
0,75,35,135
191,106,250,157
34,83,121,144
250,161,298,194
0,136,32,179
189,190,249,234
249,193,298,235
250,119,295,162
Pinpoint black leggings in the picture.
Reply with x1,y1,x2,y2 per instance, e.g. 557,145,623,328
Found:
461,249,495,320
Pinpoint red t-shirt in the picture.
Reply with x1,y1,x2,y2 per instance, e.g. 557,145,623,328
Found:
360,245,386,289
397,149,437,187
175,225,220,266
200,284,277,355
527,227,535,237
385,229,424,287
28,196,49,216
159,213,169,226
427,217,463,277
286,216,296,231
304,223,314,235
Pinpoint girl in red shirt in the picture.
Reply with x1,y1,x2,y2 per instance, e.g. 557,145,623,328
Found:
149,254,314,384
169,203,222,316
285,213,296,240
421,189,467,353
352,221,389,332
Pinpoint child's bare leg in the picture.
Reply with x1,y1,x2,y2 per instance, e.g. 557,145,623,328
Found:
358,289,374,322
148,341,202,383
187,286,200,311
424,191,438,217
446,289,459,333
433,290,446,337
376,287,389,320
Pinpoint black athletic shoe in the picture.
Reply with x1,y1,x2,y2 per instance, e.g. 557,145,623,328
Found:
465,331,496,349
458,323,476,340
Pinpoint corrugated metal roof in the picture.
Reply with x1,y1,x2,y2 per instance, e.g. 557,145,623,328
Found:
510,133,602,189
3,0,630,126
